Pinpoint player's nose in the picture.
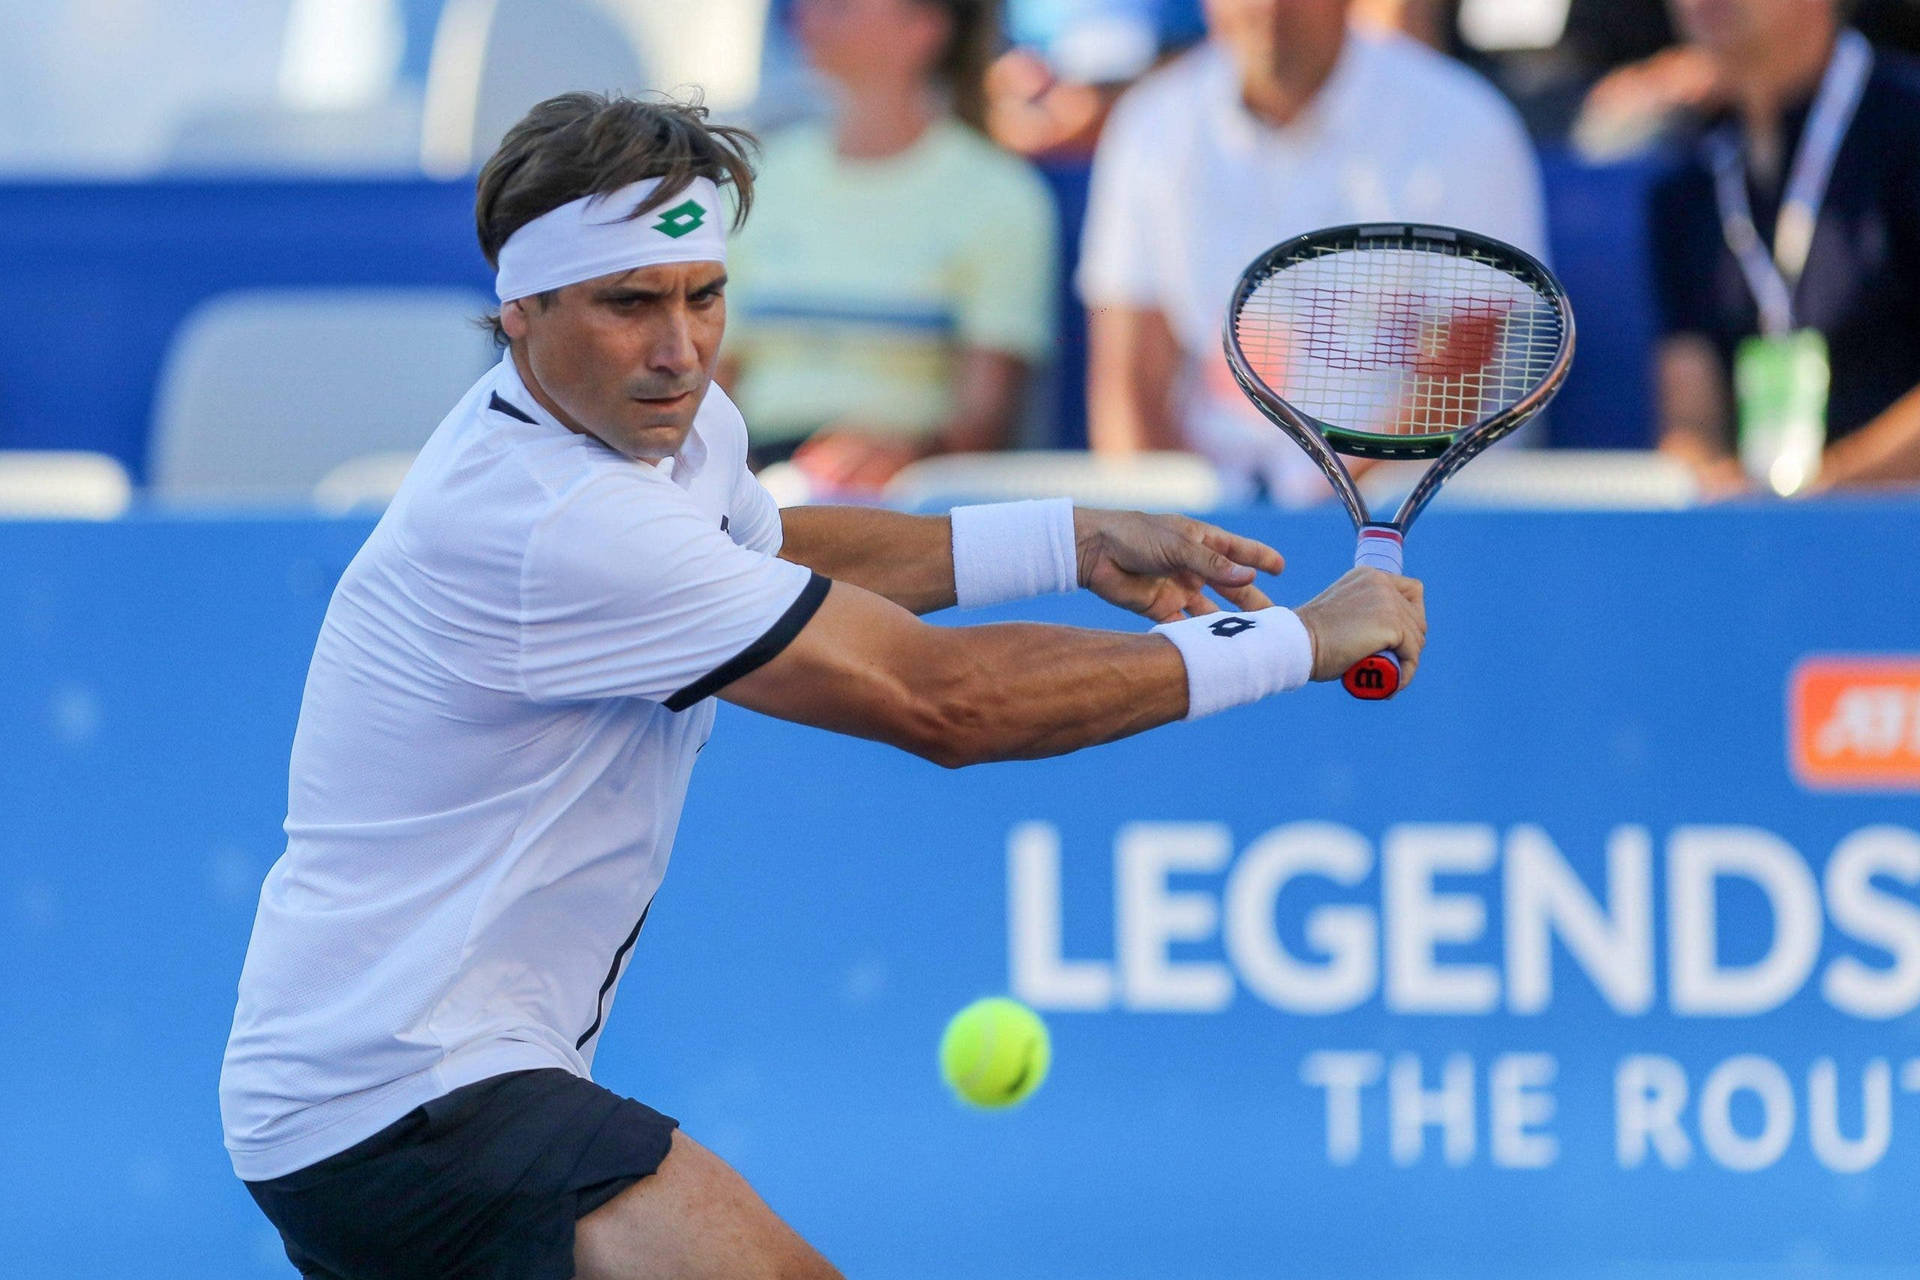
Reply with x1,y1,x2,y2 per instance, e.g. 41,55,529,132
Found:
644,307,701,378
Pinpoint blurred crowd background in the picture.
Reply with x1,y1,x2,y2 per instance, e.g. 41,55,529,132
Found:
1,0,1917,517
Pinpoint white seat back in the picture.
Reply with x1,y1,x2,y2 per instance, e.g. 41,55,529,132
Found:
150,288,496,502
313,451,420,513
884,451,1225,512
165,97,425,175
0,452,133,519
1359,449,1700,513
421,0,651,177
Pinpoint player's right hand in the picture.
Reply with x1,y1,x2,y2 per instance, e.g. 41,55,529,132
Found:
1294,568,1427,685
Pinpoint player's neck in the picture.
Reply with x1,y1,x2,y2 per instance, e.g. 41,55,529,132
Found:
1729,24,1840,172
506,344,667,467
832,79,938,160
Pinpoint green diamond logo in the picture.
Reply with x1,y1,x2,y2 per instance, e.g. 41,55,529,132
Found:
652,199,706,239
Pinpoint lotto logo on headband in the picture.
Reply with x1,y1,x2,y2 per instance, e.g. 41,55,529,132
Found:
1789,655,1920,790
651,200,706,239
493,175,727,302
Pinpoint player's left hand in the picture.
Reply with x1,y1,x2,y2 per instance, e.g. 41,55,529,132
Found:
1073,509,1284,623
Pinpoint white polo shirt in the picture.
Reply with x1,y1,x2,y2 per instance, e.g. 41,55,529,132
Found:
1077,28,1548,502
219,356,824,1181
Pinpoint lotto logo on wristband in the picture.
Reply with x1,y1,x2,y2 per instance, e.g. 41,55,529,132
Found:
1789,656,1920,791
1209,617,1255,638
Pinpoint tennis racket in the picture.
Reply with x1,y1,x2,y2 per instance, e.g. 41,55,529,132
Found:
1224,223,1575,700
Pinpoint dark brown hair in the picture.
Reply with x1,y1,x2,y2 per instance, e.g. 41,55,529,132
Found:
474,92,757,341
921,0,1001,132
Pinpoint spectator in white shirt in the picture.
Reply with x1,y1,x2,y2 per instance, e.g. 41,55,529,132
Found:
1077,0,1548,503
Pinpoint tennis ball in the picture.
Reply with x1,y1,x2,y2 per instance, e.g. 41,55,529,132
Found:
939,996,1050,1108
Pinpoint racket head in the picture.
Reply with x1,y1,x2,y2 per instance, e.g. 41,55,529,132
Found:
1224,223,1575,525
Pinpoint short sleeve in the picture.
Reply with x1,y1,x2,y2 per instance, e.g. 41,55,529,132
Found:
518,473,827,708
728,463,785,556
952,159,1060,359
1075,87,1165,308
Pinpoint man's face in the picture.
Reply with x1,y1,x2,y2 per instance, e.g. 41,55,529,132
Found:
795,0,946,83
1204,0,1351,91
1670,0,1831,57
502,261,727,463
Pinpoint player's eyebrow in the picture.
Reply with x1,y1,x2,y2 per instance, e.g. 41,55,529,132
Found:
593,283,668,302
593,273,727,303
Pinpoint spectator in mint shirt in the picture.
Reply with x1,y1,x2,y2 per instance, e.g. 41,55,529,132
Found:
723,0,1059,494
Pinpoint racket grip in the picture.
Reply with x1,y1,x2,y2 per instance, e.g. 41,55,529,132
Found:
1345,525,1404,701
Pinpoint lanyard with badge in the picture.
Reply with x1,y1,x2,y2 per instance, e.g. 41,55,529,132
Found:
1706,28,1871,495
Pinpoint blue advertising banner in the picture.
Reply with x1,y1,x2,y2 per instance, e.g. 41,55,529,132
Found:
3,504,1919,1277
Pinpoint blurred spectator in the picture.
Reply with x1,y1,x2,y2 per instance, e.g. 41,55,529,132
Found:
1391,0,1679,143
1576,0,1920,157
724,0,1058,493
1856,0,1920,52
1572,42,1723,160
984,48,1133,160
985,0,1169,159
1351,0,1451,48
1649,0,1920,494
1077,0,1546,503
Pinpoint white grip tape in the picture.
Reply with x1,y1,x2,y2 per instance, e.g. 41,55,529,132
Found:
1152,607,1314,719
949,498,1078,609
1355,525,1404,575
1351,525,1405,684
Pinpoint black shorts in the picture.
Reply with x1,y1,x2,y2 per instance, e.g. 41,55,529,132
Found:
245,1069,678,1280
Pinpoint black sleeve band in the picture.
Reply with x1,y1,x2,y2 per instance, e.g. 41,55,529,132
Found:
664,572,832,712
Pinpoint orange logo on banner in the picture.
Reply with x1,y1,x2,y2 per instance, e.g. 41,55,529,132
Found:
1790,656,1920,790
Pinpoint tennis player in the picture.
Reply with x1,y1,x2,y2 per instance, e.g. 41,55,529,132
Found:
220,92,1426,1280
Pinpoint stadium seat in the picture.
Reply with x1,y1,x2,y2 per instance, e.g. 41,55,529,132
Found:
884,451,1226,511
0,451,133,519
625,0,772,116
1358,449,1700,511
149,288,495,502
420,0,652,177
164,97,425,175
313,451,419,513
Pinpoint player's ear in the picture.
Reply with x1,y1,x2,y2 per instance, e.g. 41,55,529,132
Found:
500,298,531,342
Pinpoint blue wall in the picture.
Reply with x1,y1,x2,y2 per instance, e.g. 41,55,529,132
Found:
4,504,1919,1277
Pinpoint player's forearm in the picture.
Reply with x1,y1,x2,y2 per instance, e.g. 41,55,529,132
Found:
884,622,1192,767
777,505,957,614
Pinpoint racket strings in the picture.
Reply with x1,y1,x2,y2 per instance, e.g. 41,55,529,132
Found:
1234,238,1563,439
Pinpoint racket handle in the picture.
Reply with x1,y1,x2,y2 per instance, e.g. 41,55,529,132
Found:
1344,525,1404,701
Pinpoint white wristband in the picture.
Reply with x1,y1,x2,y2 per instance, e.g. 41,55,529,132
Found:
1152,607,1314,719
950,498,1078,609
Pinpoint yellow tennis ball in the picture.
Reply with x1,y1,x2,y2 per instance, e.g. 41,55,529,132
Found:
939,996,1051,1108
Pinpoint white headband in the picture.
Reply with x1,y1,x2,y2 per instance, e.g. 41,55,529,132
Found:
493,175,727,303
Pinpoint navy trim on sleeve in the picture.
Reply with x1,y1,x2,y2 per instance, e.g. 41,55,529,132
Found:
663,572,832,712
489,393,537,424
